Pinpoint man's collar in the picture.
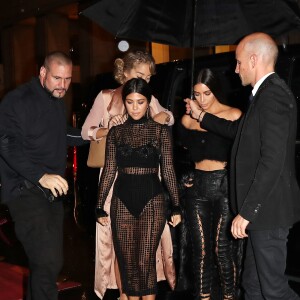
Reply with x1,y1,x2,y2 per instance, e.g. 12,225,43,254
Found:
252,72,275,96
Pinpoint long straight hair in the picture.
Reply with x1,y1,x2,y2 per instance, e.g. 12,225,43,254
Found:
195,68,226,104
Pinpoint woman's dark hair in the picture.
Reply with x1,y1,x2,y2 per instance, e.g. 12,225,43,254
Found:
122,78,152,103
195,68,226,104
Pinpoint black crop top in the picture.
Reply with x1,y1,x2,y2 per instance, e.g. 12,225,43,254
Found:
178,122,232,163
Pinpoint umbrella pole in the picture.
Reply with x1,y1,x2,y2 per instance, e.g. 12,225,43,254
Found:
190,48,195,98
190,0,198,98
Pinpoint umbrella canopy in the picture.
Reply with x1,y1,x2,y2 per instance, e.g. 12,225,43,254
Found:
80,0,300,48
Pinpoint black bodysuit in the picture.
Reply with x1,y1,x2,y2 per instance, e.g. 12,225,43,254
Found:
97,117,180,296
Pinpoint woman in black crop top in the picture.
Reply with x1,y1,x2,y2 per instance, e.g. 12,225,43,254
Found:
96,78,181,300
178,69,241,300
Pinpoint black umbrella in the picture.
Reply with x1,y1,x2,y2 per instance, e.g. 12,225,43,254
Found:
80,0,300,93
81,0,300,47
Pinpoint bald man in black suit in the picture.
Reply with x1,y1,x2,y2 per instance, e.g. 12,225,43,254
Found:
187,32,300,299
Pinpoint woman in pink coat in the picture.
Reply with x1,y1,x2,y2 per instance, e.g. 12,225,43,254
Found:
81,50,176,300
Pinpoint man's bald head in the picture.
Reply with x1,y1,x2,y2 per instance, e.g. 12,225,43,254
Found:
235,33,278,86
240,33,278,68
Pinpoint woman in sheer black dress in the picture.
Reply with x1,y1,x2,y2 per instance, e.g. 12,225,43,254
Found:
96,78,181,300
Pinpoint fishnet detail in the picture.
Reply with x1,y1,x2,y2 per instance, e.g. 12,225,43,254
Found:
97,119,180,212
118,167,158,175
97,118,180,296
111,194,165,296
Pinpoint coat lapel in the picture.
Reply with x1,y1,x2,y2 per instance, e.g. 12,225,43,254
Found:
233,73,279,152
230,73,279,203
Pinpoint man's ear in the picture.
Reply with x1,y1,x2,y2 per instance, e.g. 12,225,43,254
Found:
250,54,257,68
40,66,46,78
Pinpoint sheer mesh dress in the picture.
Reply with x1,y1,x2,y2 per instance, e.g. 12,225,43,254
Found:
96,116,180,296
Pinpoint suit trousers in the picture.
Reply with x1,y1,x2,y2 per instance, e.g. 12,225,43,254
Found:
7,185,64,300
242,228,300,300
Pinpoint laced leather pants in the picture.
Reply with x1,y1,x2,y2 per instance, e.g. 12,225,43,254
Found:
184,169,236,299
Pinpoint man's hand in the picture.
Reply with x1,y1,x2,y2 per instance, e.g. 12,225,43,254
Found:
153,111,170,125
184,98,203,120
231,214,249,239
39,174,69,197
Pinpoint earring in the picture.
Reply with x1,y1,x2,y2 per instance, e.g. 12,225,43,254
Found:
123,112,128,122
146,106,150,119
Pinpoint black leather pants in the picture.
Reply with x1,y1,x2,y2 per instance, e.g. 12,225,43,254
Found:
184,169,237,299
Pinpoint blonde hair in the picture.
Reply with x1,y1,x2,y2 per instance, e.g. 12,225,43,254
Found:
114,50,156,84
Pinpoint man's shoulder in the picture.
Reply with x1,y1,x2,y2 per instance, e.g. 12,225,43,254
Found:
2,78,38,104
259,73,294,99
265,73,290,92
272,76,294,97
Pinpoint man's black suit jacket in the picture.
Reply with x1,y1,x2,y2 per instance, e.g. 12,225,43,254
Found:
202,73,300,230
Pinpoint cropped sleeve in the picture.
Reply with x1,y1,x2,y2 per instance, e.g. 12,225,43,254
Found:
149,95,174,126
81,91,109,141
96,126,118,217
160,126,181,214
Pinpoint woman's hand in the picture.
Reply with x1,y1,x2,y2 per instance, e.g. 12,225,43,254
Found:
108,114,128,129
169,214,182,227
153,111,170,125
97,216,109,226
184,180,194,188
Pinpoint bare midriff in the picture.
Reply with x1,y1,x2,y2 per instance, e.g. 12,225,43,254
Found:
195,159,227,171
